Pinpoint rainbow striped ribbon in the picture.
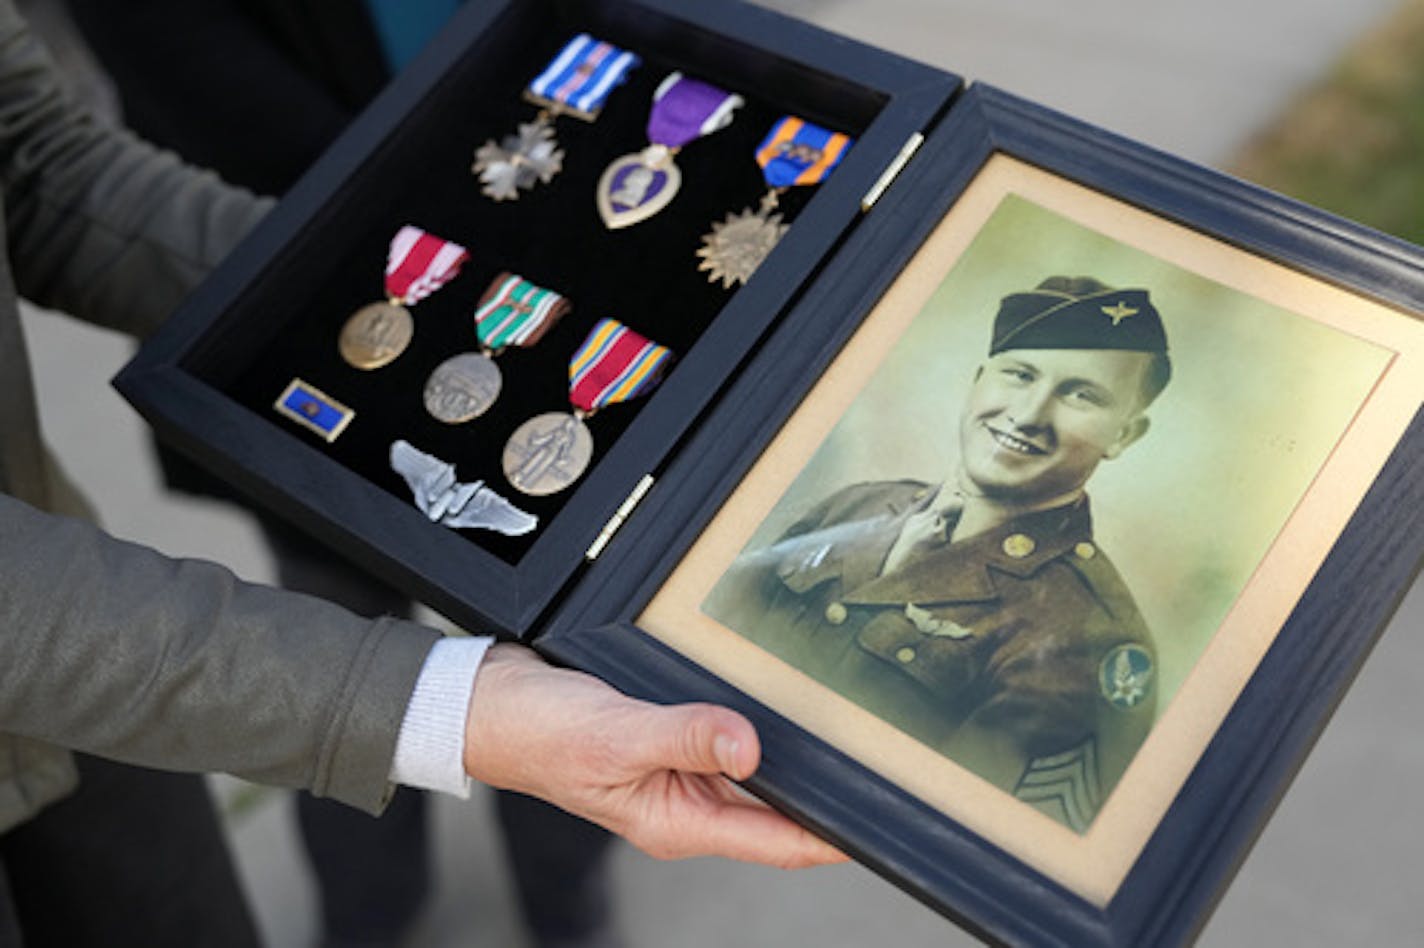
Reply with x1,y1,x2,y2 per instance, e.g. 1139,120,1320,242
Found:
568,318,673,413
527,34,640,119
473,272,571,351
755,117,853,189
385,225,470,304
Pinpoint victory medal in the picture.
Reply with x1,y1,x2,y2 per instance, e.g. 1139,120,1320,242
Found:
339,226,470,370
473,34,640,201
503,318,673,496
423,272,572,423
597,73,743,229
698,116,853,288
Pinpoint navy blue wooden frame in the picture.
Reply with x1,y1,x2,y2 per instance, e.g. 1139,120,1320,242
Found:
534,84,1424,945
113,0,959,638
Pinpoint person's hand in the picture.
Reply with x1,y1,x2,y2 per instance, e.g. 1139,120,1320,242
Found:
464,643,846,868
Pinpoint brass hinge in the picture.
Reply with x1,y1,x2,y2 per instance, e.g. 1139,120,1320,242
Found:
585,474,656,561
860,131,924,212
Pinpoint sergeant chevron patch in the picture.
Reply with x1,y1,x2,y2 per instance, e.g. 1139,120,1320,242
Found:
1014,738,1101,833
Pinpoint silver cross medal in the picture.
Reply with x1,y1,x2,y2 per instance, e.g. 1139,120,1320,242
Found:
472,112,565,202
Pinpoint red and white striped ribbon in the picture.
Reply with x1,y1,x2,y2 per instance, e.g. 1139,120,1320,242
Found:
385,225,470,304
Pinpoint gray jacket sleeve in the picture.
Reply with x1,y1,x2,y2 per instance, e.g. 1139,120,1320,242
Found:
0,0,269,336
0,2,437,814
0,493,442,813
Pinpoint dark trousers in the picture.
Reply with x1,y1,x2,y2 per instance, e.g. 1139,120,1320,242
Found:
0,754,259,948
299,787,617,946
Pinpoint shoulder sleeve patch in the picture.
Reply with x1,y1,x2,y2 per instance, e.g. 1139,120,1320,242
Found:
1099,643,1154,711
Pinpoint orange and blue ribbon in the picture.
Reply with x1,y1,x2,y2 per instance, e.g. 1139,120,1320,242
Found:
755,117,853,189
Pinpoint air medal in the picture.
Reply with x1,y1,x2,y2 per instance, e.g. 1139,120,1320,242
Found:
502,318,673,495
698,116,853,288
473,34,640,201
338,226,470,370
423,272,572,424
596,73,743,229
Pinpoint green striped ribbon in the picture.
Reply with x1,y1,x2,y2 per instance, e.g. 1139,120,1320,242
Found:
473,272,571,351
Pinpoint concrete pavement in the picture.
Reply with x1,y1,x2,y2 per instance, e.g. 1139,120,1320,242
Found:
20,0,1421,944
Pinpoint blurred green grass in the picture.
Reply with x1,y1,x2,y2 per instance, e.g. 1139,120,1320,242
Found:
1231,0,1424,244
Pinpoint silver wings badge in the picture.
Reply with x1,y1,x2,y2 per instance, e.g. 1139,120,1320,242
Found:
390,440,538,536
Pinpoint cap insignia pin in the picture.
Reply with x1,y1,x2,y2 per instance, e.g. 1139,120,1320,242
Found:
1101,301,1139,326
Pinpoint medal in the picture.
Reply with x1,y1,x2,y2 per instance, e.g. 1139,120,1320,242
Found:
339,226,470,370
503,318,673,495
423,272,572,424
698,116,853,288
596,73,743,229
473,34,640,201
390,440,538,536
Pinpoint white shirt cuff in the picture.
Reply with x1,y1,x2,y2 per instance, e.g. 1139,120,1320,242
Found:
389,635,493,798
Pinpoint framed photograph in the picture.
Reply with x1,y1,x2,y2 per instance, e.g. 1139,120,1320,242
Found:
537,85,1424,945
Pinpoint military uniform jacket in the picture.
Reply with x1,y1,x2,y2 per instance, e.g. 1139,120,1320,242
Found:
0,2,439,833
708,480,1157,832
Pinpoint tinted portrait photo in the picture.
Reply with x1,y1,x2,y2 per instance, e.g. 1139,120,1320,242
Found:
700,192,1392,834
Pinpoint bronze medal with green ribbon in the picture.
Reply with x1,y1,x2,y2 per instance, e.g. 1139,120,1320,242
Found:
424,272,572,424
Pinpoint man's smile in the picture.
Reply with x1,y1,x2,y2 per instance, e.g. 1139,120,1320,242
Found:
984,422,1049,456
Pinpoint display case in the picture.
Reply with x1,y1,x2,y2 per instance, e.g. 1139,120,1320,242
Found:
116,2,1424,944
115,0,957,635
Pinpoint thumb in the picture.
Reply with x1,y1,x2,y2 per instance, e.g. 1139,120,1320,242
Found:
625,703,761,781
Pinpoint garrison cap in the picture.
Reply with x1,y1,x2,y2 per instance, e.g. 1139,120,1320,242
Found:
990,276,1169,356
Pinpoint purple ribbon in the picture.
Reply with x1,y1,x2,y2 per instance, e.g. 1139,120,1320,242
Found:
646,72,744,148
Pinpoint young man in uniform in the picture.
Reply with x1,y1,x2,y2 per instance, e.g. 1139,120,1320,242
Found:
709,276,1171,832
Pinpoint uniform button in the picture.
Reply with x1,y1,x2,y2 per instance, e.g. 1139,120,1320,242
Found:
1002,533,1037,558
896,647,917,664
824,602,848,625
1075,542,1097,560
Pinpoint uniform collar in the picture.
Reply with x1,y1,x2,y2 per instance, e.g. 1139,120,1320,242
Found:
774,485,936,593
842,497,1095,605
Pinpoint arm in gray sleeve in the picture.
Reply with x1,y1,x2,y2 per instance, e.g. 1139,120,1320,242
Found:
0,493,441,813
0,0,270,337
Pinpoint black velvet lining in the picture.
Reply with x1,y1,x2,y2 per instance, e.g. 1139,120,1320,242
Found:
186,0,883,564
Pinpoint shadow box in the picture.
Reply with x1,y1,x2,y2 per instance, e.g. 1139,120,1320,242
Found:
116,0,1424,945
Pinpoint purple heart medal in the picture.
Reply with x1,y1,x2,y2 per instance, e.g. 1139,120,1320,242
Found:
596,73,744,230
473,34,640,201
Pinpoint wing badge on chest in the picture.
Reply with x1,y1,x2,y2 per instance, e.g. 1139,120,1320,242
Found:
903,603,973,639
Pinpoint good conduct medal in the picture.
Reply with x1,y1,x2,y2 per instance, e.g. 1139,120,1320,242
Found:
473,34,640,201
596,73,743,229
502,318,673,496
423,272,572,424
339,226,470,370
698,116,853,288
